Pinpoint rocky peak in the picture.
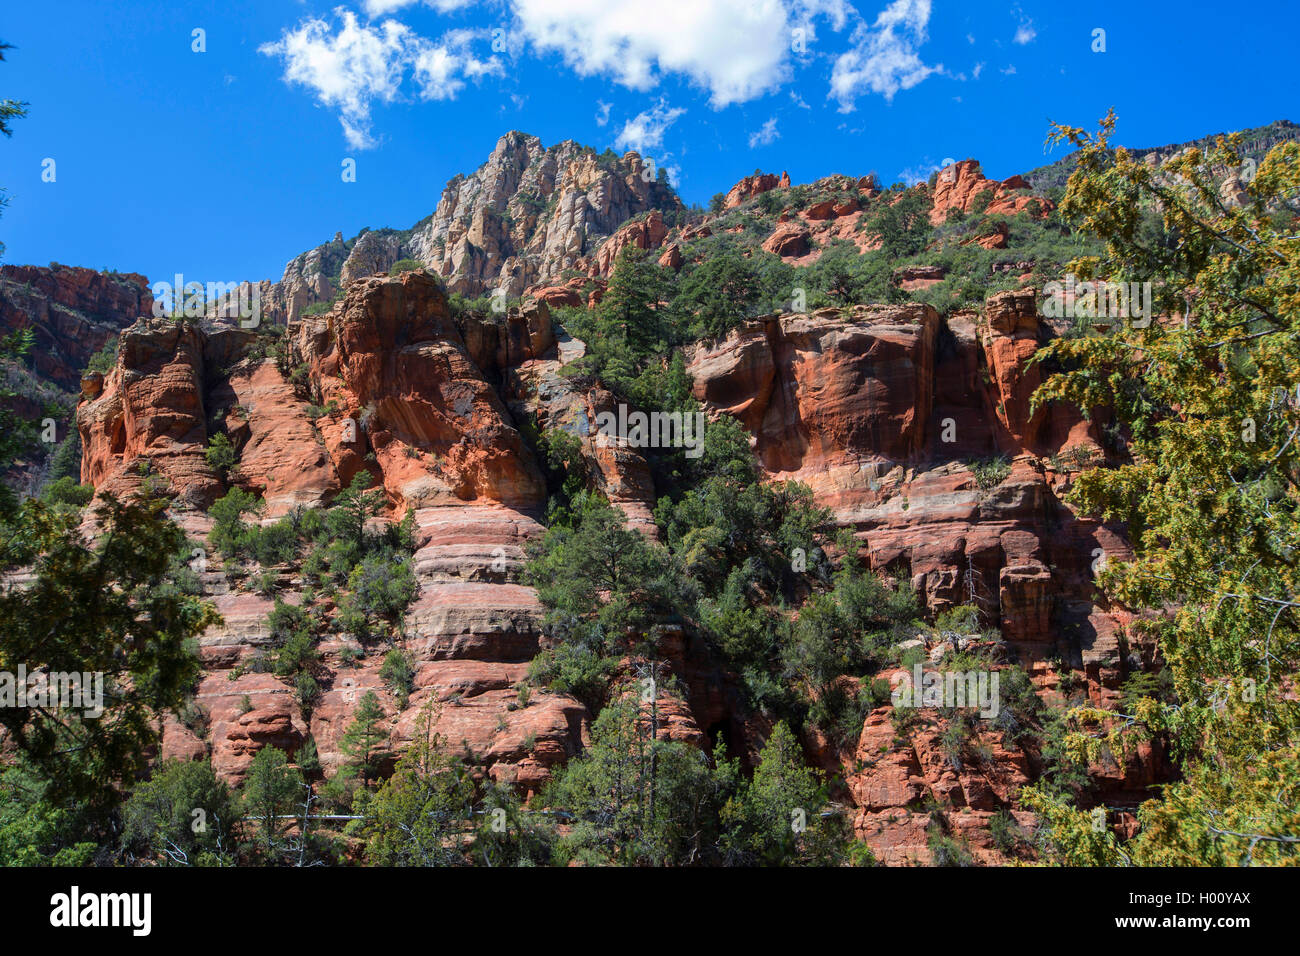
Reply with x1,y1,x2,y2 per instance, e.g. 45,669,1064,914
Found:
724,169,791,208
257,133,684,323
928,159,1053,225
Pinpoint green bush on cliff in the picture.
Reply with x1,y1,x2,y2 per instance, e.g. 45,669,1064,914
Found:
38,474,92,509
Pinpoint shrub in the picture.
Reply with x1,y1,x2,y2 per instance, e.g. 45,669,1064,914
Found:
85,341,118,374
389,258,423,276
208,487,261,557
38,476,93,509
343,556,418,634
927,829,975,866
252,570,279,596
527,644,617,713
379,648,415,707
967,456,1011,490
205,433,237,476
243,518,299,567
969,188,995,214
989,807,1024,854
933,604,981,634
120,760,238,865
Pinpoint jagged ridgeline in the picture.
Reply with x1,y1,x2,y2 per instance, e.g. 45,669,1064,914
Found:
244,131,684,324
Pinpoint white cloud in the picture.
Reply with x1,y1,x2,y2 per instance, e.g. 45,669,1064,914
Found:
511,0,793,107
259,11,412,149
830,0,938,110
972,61,984,79
262,0,943,146
787,0,855,49
363,0,477,15
748,117,780,148
260,10,501,148
1014,21,1036,45
414,29,504,100
896,154,955,185
896,163,935,185
1001,64,1017,75
613,99,685,153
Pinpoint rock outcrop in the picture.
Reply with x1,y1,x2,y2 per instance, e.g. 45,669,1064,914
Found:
72,257,1150,860
78,315,224,508
293,271,549,510
761,222,812,258
929,159,1053,225
252,133,682,323
724,170,790,208
686,296,1130,667
0,264,151,390
588,210,670,276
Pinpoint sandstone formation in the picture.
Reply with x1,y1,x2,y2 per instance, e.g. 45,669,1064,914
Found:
78,315,224,508
0,264,151,390
684,295,1139,860
588,210,670,276
250,133,682,324
724,170,790,208
84,271,673,791
76,264,1143,859
929,159,1054,225
762,222,811,258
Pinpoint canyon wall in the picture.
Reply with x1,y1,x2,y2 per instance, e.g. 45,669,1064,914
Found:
75,271,1145,861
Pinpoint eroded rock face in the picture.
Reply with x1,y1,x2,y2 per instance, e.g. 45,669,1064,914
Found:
157,504,591,791
211,360,342,514
929,159,1053,225
724,170,790,208
416,138,681,297
76,274,590,790
687,305,940,482
588,210,670,277
294,272,548,510
257,239,352,325
0,264,151,389
983,289,1049,448
82,260,1143,855
686,295,1131,675
78,316,222,508
255,133,683,325
340,230,405,287
762,222,812,258
896,264,947,291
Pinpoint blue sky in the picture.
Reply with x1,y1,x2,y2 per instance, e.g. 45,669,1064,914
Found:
1,0,1296,286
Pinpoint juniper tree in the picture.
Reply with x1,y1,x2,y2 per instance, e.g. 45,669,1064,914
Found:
1021,112,1300,865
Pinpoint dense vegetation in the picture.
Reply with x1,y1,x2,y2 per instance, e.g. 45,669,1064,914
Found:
1021,112,1300,865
